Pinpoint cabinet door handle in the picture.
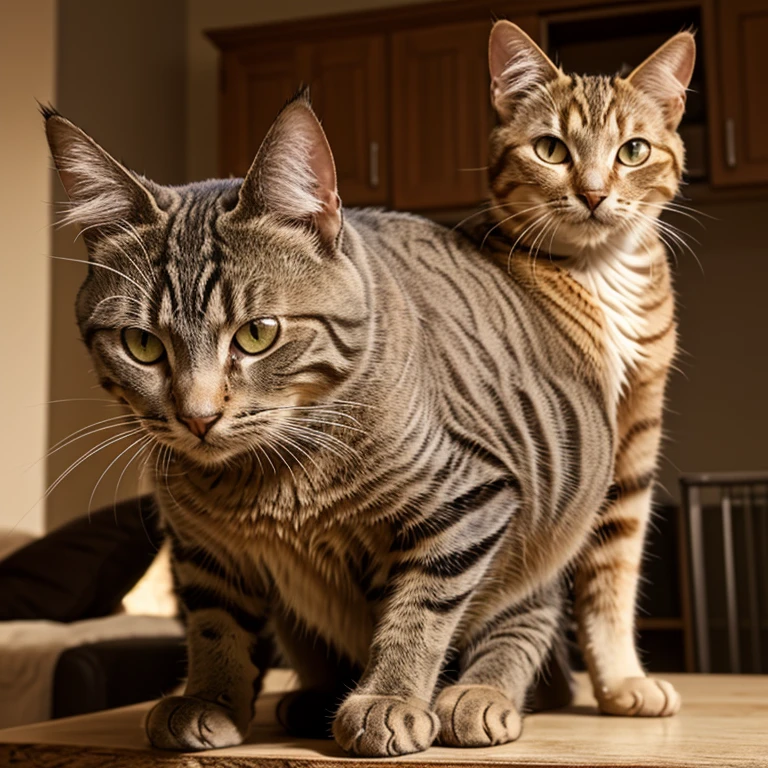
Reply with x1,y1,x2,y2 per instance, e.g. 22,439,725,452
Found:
725,118,737,168
369,141,380,188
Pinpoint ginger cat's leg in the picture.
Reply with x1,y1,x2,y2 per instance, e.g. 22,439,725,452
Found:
575,300,680,716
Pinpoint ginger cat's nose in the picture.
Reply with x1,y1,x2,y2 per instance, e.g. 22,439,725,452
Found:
577,191,607,211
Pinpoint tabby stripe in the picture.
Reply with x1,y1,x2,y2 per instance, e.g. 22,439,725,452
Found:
594,516,640,543
518,389,554,508
617,470,655,497
548,380,582,517
617,417,661,456
199,263,221,316
636,318,674,345
395,523,508,580
177,585,266,635
420,588,474,614
489,144,516,183
392,477,514,551
291,314,363,356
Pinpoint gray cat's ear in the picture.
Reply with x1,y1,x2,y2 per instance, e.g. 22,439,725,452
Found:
228,90,342,250
627,32,696,128
43,109,163,233
489,21,559,120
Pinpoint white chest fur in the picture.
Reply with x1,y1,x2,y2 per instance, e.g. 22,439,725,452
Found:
570,245,652,403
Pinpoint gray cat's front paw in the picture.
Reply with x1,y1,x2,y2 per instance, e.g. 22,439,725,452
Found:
435,684,522,747
332,693,439,756
145,695,245,750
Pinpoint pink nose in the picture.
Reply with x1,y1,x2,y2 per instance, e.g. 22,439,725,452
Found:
578,191,607,212
178,413,222,439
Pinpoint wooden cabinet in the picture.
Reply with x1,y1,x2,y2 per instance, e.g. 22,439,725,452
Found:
709,0,768,186
219,45,302,179
302,36,388,206
219,36,387,205
391,22,490,210
211,0,768,208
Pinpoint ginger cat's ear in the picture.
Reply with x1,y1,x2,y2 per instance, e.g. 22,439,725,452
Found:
627,32,696,129
226,89,342,251
489,21,559,120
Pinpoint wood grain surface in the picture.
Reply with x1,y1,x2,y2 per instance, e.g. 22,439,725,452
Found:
1,672,766,767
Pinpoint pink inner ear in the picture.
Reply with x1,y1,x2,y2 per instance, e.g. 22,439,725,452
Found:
295,111,338,204
628,34,696,111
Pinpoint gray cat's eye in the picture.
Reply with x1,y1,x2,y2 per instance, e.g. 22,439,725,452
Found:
122,327,165,364
233,318,279,355
534,136,570,164
617,139,651,167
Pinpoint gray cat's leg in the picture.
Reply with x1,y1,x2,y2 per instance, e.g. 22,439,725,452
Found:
333,486,514,756
273,613,361,739
435,585,562,747
145,590,269,751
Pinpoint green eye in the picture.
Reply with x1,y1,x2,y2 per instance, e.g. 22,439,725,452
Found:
234,318,279,355
534,136,570,164
617,139,651,166
122,328,165,364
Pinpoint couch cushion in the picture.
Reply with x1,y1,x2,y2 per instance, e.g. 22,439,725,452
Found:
0,496,163,622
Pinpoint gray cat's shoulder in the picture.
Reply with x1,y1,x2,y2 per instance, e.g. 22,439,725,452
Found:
345,207,473,250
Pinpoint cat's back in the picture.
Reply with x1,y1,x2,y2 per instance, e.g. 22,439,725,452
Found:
346,208,607,393
346,207,613,544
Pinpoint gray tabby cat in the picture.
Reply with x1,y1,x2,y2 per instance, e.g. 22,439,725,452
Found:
44,93,614,756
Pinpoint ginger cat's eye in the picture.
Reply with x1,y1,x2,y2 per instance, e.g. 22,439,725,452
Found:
534,136,570,164
617,139,651,167
234,318,279,355
122,328,165,364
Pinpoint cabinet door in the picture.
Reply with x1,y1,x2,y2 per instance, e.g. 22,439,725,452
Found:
302,36,388,206
709,0,768,186
219,46,303,178
391,22,490,210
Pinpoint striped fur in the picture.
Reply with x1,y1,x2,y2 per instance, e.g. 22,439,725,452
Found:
45,95,616,755
486,23,694,717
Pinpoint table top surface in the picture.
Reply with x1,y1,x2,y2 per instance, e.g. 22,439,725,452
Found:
1,672,766,768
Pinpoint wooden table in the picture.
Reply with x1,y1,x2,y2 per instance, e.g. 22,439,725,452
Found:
1,672,766,767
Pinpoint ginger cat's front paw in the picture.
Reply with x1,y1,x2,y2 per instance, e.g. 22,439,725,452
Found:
597,677,681,717
332,693,439,756
435,684,522,747
145,695,246,750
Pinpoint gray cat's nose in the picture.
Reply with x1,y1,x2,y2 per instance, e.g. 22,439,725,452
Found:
178,412,222,439
577,192,607,212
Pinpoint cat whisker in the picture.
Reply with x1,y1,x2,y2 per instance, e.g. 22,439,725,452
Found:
481,201,555,251
34,416,141,468
260,433,297,483
505,211,553,275
39,426,146,512
87,433,152,513
112,218,155,275
51,255,155,303
280,416,367,435
272,428,323,481
450,202,520,232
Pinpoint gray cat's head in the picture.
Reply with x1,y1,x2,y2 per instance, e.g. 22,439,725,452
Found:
487,23,696,250
45,94,367,467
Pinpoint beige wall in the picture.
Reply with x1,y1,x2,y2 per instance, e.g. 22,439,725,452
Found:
659,196,768,501
186,0,441,181
0,1,56,535
47,0,186,530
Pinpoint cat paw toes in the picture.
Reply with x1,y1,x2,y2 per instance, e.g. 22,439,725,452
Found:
332,693,439,756
597,677,681,717
145,695,246,750
435,685,522,747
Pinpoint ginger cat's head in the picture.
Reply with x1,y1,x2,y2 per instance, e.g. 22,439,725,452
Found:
487,22,695,252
